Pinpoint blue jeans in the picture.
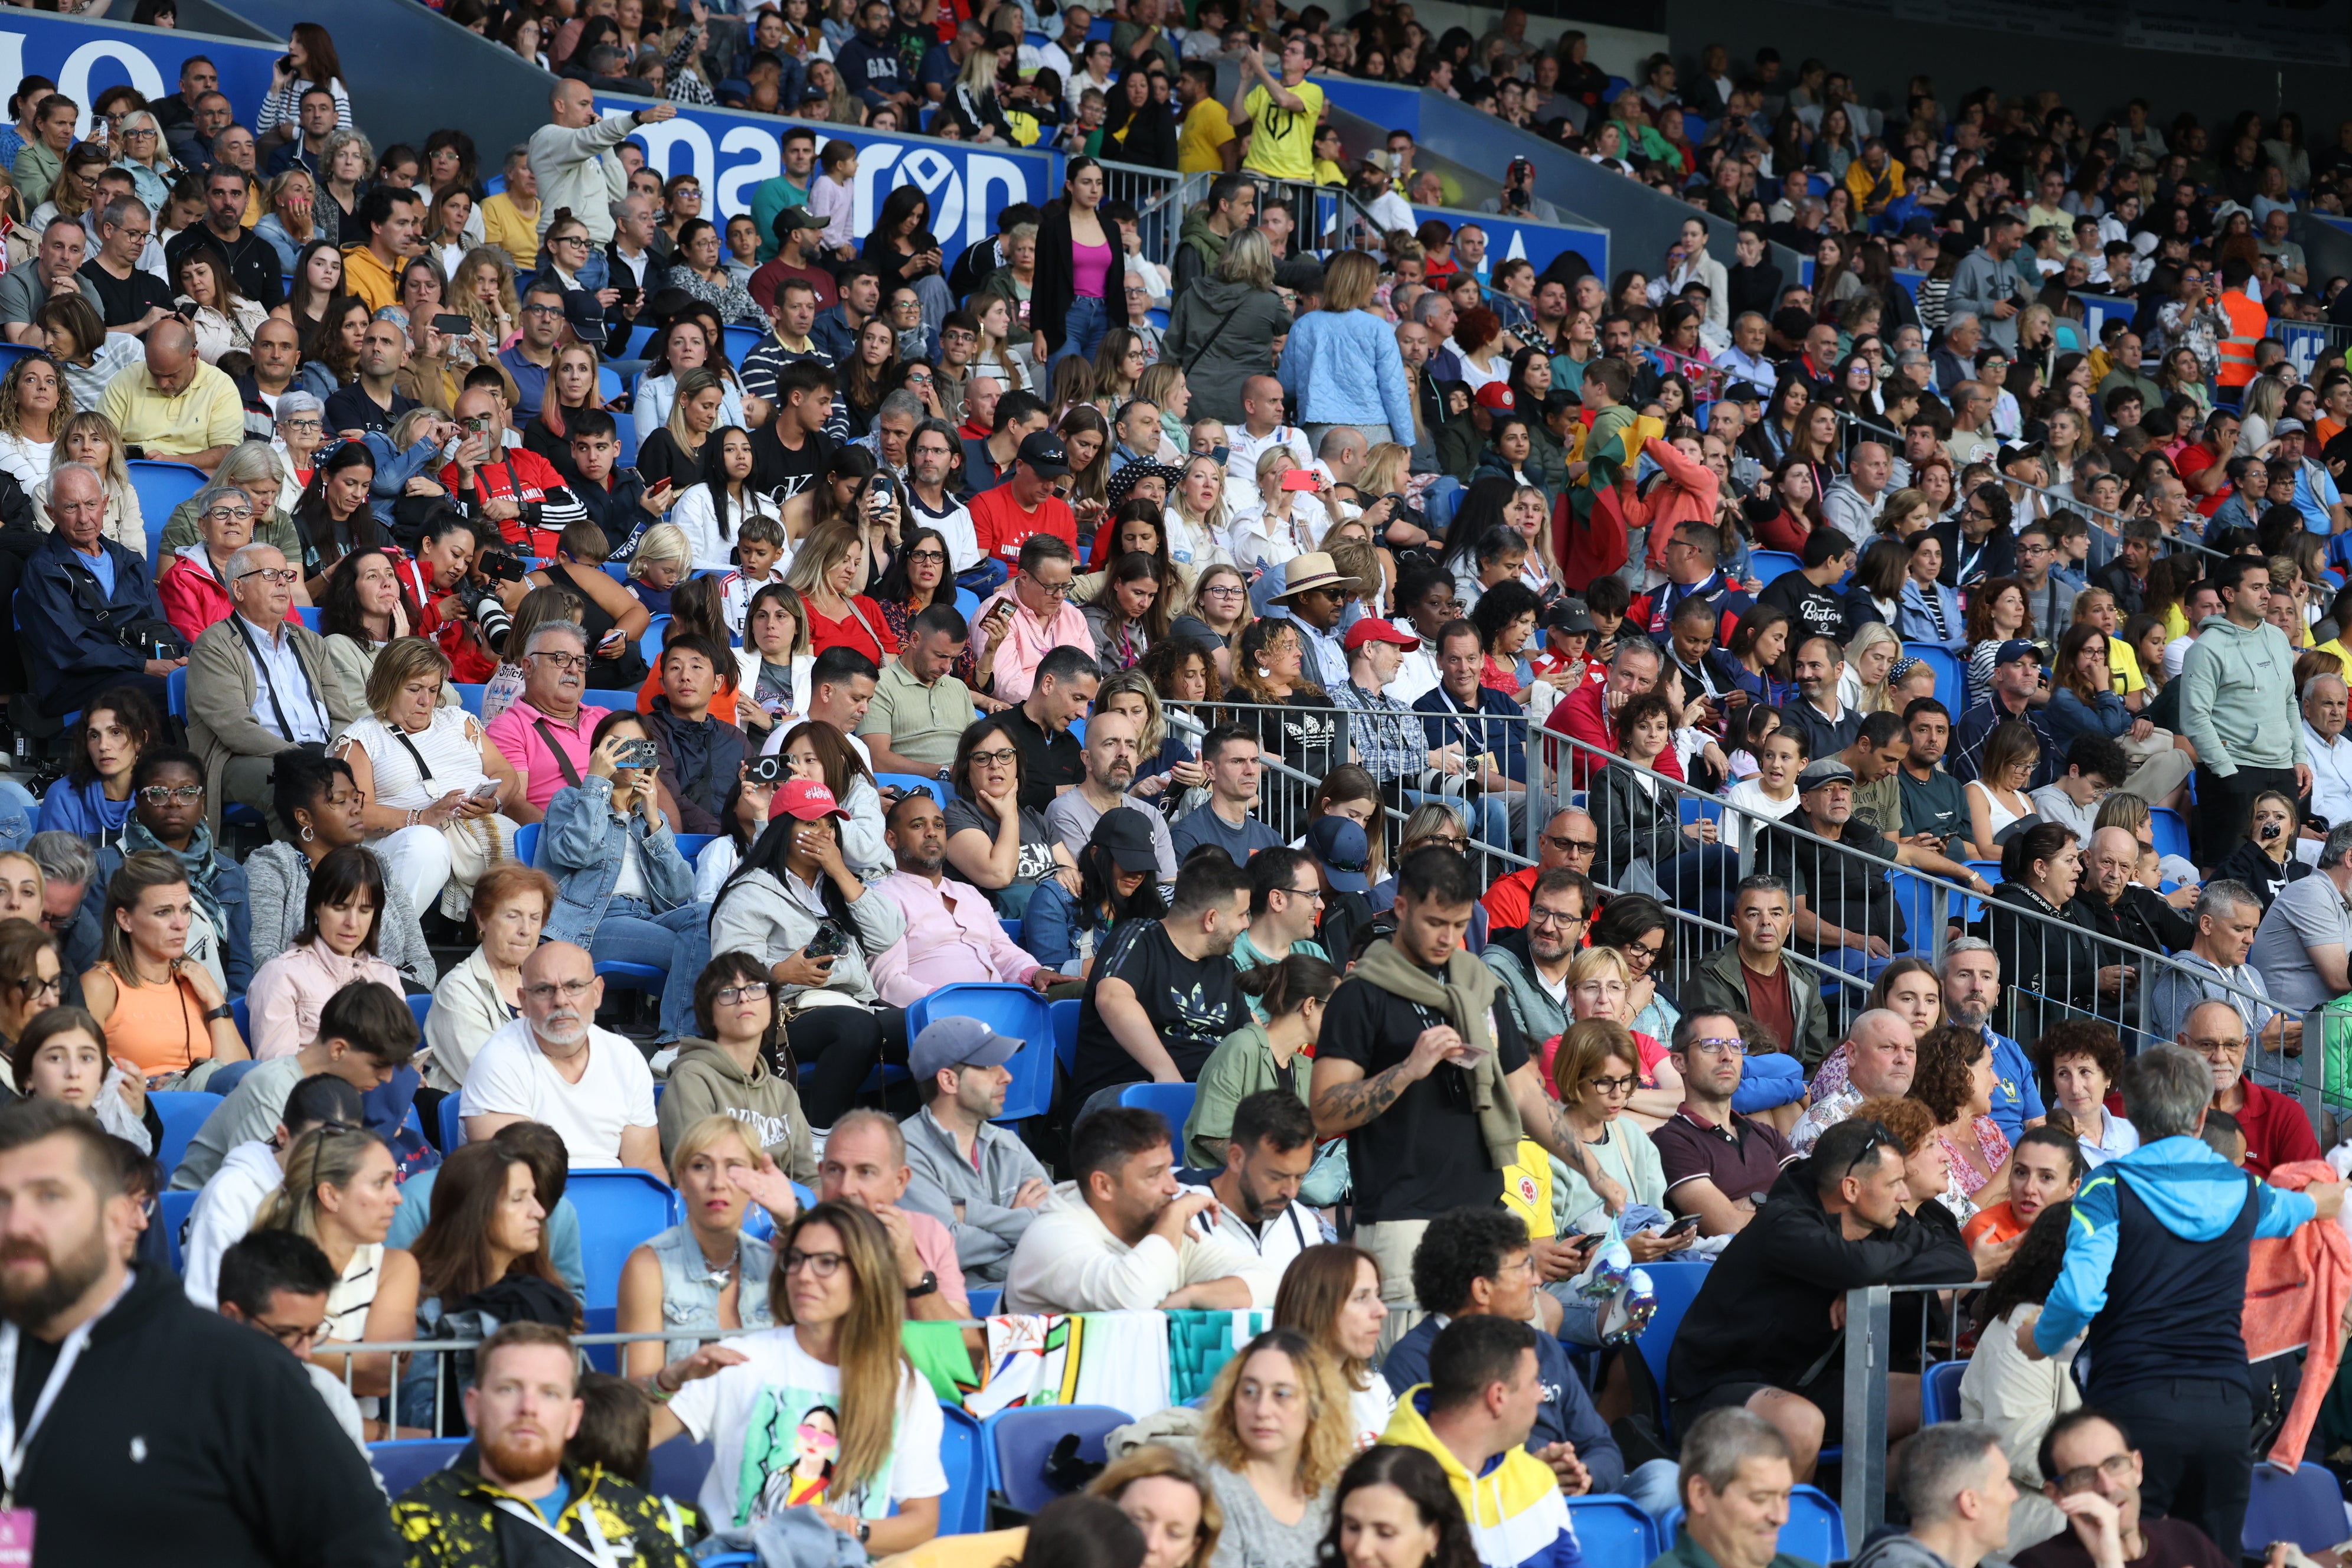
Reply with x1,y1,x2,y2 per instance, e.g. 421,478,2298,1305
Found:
1815,943,1895,989
1053,293,1107,365
593,896,710,1042
1653,845,1740,929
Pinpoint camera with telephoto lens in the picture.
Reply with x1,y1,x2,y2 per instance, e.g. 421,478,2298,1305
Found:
455,579,513,656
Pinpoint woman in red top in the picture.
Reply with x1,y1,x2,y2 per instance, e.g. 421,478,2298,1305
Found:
784,520,900,665
1744,455,1829,554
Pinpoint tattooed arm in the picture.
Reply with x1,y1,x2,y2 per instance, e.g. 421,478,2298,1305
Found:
1510,1059,1631,1216
1310,1025,1466,1139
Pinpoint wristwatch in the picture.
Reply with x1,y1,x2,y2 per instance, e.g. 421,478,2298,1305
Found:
906,1270,939,1299
203,1004,234,1023
857,1523,873,1545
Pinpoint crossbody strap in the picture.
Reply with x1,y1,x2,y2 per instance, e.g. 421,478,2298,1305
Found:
230,615,326,741
534,718,584,787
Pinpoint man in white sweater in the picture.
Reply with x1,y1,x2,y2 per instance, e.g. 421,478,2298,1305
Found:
527,81,677,291
1002,1105,1276,1313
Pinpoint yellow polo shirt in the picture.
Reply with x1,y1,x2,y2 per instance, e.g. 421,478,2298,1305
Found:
479,192,542,270
99,360,244,458
340,243,400,314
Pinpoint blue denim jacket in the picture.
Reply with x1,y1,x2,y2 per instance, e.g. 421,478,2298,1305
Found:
361,429,447,534
537,775,696,946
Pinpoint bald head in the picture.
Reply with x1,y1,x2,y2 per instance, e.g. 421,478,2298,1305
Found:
1845,1008,1919,1098
549,78,596,127
146,318,198,394
2086,827,2138,903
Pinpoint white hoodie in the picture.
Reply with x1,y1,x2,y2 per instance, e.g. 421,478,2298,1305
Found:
181,1140,283,1309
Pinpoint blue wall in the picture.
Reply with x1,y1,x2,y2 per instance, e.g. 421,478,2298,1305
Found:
0,10,276,140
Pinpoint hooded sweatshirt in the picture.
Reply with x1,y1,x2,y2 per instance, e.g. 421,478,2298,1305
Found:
14,1260,403,1567
2033,1133,2314,1394
181,1139,285,1309
655,1036,819,1181
1163,275,1291,426
2178,612,2305,775
1380,1386,1582,1568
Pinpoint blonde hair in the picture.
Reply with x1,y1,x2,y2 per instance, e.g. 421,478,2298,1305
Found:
1358,442,1410,499
1089,1448,1223,1568
628,523,692,579
1198,1331,1356,1499
254,1128,388,1242
1847,621,1903,711
1320,249,1380,314
362,635,456,716
763,1202,910,1501
671,1112,762,1173
1565,945,1631,990
265,169,316,243
783,520,861,597
457,246,521,337
1093,668,1167,756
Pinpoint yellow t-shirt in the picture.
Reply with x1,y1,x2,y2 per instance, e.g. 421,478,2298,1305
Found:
1500,1139,1558,1240
1312,156,1347,186
2106,635,2147,695
100,361,245,458
2315,637,2352,678
1240,80,1324,180
479,192,543,271
1177,97,1235,175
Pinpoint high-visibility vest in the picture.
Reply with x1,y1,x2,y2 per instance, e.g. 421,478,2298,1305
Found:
2217,289,2268,388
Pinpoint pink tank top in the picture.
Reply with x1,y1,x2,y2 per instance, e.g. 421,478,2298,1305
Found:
1072,239,1115,300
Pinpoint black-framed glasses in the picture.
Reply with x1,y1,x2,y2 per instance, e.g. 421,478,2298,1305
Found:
714,984,773,1006
1526,906,1585,927
8,975,60,1001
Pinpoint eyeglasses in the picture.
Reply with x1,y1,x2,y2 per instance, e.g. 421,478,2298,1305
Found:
906,548,948,564
1543,833,1597,855
9,975,60,1001
549,233,590,247
1584,1072,1640,1095
1202,584,1246,597
520,978,597,1002
252,1317,322,1351
1527,906,1585,927
968,746,1020,767
1023,572,1073,599
136,784,203,804
520,302,566,317
714,984,772,1006
2186,1035,2247,1056
784,1248,847,1278
1278,884,1325,904
1686,1035,1747,1056
205,505,256,522
2052,1453,2135,1497
530,651,588,671
280,417,322,432
236,567,299,585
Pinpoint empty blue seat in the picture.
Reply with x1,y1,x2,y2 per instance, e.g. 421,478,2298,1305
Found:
987,1404,1129,1513
1904,644,1964,716
407,994,432,1030
514,822,541,866
370,1438,468,1497
1922,1359,1966,1424
438,1094,463,1153
166,665,188,718
151,1090,222,1178
648,1435,712,1505
1629,1260,1711,1441
159,1188,197,1272
129,460,208,561
906,985,1055,1122
583,688,638,713
721,324,764,368
596,961,666,993
296,607,321,631
939,1406,986,1533
597,365,623,403
1116,1082,1194,1158
1565,1497,1656,1568
1747,550,1804,586
2149,807,2190,864
2242,1458,2347,1556
567,1170,681,1309
641,614,671,665
453,683,488,716
1051,997,1079,1075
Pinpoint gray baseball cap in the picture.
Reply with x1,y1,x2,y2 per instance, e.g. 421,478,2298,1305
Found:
909,1015,1024,1081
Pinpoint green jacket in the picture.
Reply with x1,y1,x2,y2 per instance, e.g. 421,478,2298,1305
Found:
1184,1018,1312,1168
1653,1517,1819,1568
1679,941,1834,1066
2178,612,2306,775
393,1456,694,1568
12,140,59,208
1177,207,1231,276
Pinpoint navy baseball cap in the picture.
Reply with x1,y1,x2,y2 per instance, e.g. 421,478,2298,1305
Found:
1307,816,1370,893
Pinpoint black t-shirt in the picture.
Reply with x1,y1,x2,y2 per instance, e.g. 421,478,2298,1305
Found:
998,703,1084,815
78,259,174,328
1315,961,1531,1224
1758,572,1851,645
322,381,420,436
1757,814,1906,950
751,422,832,500
1072,920,1249,1105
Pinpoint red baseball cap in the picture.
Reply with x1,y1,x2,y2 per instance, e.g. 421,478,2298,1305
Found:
1343,617,1421,652
1475,383,1516,412
775,779,849,821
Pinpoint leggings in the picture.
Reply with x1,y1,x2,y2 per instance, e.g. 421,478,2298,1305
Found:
781,1003,910,1127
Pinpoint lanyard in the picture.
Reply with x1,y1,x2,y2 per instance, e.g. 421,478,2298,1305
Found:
0,1274,130,1505
231,615,328,743
490,1494,620,1568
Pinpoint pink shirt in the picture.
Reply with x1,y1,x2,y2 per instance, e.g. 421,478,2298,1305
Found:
484,698,612,814
247,941,406,1060
972,586,1090,704
906,1206,970,1316
868,871,1044,1008
1072,238,1115,299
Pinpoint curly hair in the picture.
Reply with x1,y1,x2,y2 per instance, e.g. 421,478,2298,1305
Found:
1199,1328,1357,1499
1909,1022,1990,1125
0,350,70,440
1851,1092,1938,1153
1406,1206,1531,1317
2033,1019,2124,1089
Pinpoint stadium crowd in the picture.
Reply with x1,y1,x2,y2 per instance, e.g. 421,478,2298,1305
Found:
0,3,2348,1568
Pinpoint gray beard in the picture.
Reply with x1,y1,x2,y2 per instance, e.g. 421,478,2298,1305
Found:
1951,1005,1990,1032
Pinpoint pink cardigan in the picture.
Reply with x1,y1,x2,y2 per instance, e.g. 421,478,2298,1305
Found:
246,939,404,1060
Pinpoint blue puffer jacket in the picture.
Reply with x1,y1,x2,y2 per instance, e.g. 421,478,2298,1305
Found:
536,775,696,945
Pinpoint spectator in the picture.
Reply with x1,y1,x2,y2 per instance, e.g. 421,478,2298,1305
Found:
1046,705,1177,881
1180,1090,1319,1282
83,760,257,1008
618,1112,790,1380
34,684,159,844
654,950,819,1176
2024,1042,2341,1553
898,1014,1055,1287
1939,939,2043,1144
1169,726,1285,865
942,713,1081,919
184,542,355,832
528,83,675,290
1667,1115,1981,1481
1951,642,2060,788
643,1198,947,1544
166,165,285,313
459,940,664,1175
1855,1424,2020,1568
0,217,100,346
643,634,747,837
1194,1327,1354,1568
1961,1125,2082,1249
1378,1204,1667,1510
1910,1020,2015,1211
98,318,244,472
2246,815,2352,1016
1069,852,1253,1116
539,709,711,1047
1312,845,1626,1344
973,531,1089,706
815,1108,971,1321
240,849,407,1061
1985,822,2110,1044
1776,636,1864,775
1482,867,1594,1048
1481,809,1598,933
1589,689,1734,919
2180,557,2307,862
182,1077,373,1308
1189,945,1334,1158
1685,875,1835,1067
1279,252,1416,447
2013,1407,2237,1568
1021,806,1168,980
994,642,1095,812
1545,634,1683,790
391,1319,692,1565
782,646,881,771
871,787,1054,1006
0,1096,401,1563
484,620,613,819
422,862,558,1100
157,481,286,647
16,462,177,720
861,602,979,777
1003,1105,1273,1311
2035,1021,2137,1168
1653,1009,1799,1236
1165,226,1285,426
2147,880,2288,1053
1378,1315,1579,1568
211,1227,371,1461
2175,999,2320,1179
2068,826,2192,966
1668,1409,1812,1568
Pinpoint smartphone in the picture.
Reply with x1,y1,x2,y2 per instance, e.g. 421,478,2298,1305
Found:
748,753,788,784
1664,1214,1704,1237
1279,468,1321,492
804,920,850,961
433,313,475,337
478,551,527,583
466,779,501,803
613,737,659,769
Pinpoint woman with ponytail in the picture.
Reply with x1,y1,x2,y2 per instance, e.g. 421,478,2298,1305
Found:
1182,951,1337,1168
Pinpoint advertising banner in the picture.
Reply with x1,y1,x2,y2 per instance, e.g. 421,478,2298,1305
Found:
0,13,277,140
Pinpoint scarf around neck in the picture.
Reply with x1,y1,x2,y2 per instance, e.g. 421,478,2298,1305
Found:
1350,937,1522,1171
123,818,227,938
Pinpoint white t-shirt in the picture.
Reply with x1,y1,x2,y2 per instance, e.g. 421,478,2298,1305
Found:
459,1016,658,1167
667,1325,948,1532
1720,778,1801,851
912,490,981,574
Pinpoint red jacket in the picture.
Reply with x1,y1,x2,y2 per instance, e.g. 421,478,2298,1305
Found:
156,548,299,645
436,445,586,558
1751,507,1815,554
1543,678,1687,789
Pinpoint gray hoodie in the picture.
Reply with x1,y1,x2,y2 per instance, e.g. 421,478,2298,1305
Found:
2179,612,2305,774
656,1037,818,1182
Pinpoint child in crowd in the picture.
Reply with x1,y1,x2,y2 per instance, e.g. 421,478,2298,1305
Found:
810,138,858,261
721,515,791,640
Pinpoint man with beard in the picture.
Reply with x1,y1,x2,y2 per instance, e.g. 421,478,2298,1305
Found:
460,942,664,1175
1044,708,1176,881
1482,867,1595,1046
1180,1091,1317,1277
392,1320,692,1566
870,790,1055,1008
1941,939,2043,1143
0,1097,398,1566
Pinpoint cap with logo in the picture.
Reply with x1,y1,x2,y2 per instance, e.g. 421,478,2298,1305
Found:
1306,816,1370,893
1016,430,1070,477
776,779,850,821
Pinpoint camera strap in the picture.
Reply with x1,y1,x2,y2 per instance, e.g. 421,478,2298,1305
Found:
232,614,328,743
534,720,585,787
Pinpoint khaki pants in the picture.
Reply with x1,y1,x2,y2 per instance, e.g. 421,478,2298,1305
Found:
1356,1218,1432,1357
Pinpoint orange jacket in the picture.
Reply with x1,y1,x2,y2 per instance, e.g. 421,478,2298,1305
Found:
1626,436,1722,571
2216,288,2269,389
2245,1159,2352,1467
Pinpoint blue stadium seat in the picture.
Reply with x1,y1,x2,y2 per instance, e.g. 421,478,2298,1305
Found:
129,460,208,561
166,665,188,719
623,323,656,358
566,1169,682,1309
296,607,321,632
2242,1459,2347,1556
370,1438,468,1497
231,995,249,1042
648,1436,712,1505
906,984,1054,1122
1566,1497,1656,1568
597,365,623,403
1888,871,1951,954
1051,997,1079,1075
514,822,540,866
1677,796,1723,827
1629,1260,1711,1441
583,688,638,713
721,325,763,368
1117,1082,1194,1158
955,587,981,620
2149,808,2189,864
151,1090,221,1178
1903,644,1964,715
438,1093,463,1154
877,772,948,806
408,994,432,1031
641,614,671,665
939,1406,985,1534
453,683,488,716
1784,1485,1847,1561
674,833,714,861
159,1188,197,1273
596,961,666,994
1922,1359,1967,1425
0,342,35,380
207,1060,260,1097
1747,550,1803,586
968,1286,1001,1318
987,1404,1129,1513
